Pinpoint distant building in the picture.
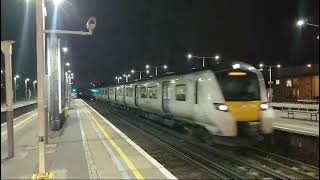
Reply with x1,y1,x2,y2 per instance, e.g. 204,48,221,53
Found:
271,64,319,102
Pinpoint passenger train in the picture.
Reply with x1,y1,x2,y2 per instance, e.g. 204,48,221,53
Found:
92,62,275,141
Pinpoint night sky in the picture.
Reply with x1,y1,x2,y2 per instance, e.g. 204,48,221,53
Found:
1,0,319,88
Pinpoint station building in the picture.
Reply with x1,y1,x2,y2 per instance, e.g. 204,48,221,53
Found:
271,64,319,102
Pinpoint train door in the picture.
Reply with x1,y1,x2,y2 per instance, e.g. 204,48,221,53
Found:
134,85,139,106
195,80,199,104
162,82,170,113
107,88,109,100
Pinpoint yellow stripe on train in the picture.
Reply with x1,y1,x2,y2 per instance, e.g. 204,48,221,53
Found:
225,101,261,121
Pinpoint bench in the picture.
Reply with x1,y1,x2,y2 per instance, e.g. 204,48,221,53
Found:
286,109,319,121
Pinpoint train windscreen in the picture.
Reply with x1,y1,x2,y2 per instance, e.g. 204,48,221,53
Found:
215,71,260,101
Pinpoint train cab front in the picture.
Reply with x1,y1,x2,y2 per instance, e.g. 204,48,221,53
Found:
215,65,275,139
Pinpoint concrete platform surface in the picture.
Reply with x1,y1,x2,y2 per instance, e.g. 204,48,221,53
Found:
1,100,37,112
1,99,176,179
273,110,319,137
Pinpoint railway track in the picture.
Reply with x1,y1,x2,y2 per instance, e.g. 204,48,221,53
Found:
89,101,237,179
89,100,319,179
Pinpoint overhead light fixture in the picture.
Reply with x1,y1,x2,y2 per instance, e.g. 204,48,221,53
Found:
232,64,240,69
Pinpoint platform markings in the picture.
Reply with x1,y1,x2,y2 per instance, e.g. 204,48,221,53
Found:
1,113,37,138
1,110,36,127
82,105,132,179
81,100,144,180
82,99,177,180
76,101,98,180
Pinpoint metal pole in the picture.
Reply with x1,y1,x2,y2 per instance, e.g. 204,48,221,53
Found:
269,66,272,102
25,81,28,99
139,72,142,80
202,57,205,67
155,67,158,76
126,76,128,82
1,41,15,158
36,0,46,174
33,82,36,98
14,78,17,102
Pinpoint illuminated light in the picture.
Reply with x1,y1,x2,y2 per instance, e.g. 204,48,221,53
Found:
68,70,71,73
170,80,176,84
62,47,68,53
247,67,255,70
1,69,3,74
215,55,220,60
259,63,264,68
307,64,312,68
163,65,167,69
260,103,269,110
53,0,63,6
232,64,240,69
276,64,281,68
228,72,247,76
65,62,70,66
146,70,150,74
297,20,305,26
198,78,203,81
131,70,135,73
145,65,150,69
214,103,228,111
91,89,98,92
187,53,193,59
15,75,20,79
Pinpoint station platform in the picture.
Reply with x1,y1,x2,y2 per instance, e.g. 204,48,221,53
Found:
273,110,319,137
1,100,37,112
1,99,176,179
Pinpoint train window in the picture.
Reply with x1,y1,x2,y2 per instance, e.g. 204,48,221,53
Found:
148,86,158,99
141,87,147,98
216,71,260,101
126,87,133,97
175,84,186,101
117,87,123,96
104,89,108,95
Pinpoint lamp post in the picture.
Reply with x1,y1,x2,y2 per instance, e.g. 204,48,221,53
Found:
14,75,20,102
296,19,319,39
259,63,281,102
115,76,122,84
33,80,38,98
25,78,30,100
187,53,220,67
123,74,130,82
145,64,168,76
131,69,149,80
34,0,96,175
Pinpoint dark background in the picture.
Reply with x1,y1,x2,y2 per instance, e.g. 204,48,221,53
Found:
1,0,319,89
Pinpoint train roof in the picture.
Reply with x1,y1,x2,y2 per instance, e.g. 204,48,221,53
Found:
102,61,256,87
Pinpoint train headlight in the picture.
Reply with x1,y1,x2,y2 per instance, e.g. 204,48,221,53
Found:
214,103,228,112
260,103,269,110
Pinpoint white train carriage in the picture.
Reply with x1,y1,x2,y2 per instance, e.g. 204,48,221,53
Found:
98,62,275,137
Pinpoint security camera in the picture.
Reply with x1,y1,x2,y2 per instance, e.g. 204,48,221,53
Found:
86,17,97,32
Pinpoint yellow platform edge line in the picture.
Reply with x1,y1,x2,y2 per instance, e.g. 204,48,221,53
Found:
31,172,55,180
81,103,144,180
1,113,37,137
